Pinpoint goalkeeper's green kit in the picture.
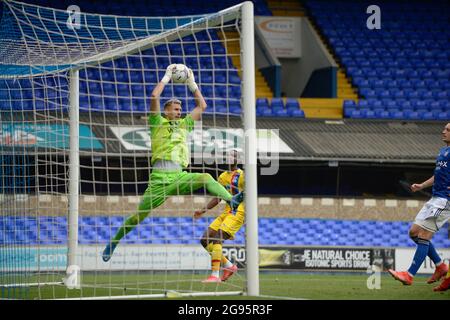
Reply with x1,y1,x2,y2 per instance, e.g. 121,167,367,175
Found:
111,113,232,244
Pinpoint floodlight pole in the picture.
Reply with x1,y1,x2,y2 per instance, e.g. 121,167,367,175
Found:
242,1,259,297
64,69,80,289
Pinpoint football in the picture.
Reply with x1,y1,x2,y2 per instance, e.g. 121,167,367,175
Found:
171,64,189,83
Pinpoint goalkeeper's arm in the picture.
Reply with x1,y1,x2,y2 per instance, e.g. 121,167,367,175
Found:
150,64,175,114
193,197,221,219
187,68,207,121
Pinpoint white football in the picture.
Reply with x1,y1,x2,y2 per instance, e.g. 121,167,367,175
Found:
171,64,189,83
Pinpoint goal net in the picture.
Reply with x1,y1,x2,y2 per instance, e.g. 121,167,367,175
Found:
0,0,258,299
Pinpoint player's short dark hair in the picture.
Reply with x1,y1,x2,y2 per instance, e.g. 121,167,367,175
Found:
163,99,182,109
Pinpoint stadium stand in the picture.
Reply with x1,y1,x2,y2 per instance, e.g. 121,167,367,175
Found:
304,0,450,120
0,0,272,115
2,0,448,119
2,215,448,248
1,0,448,258
0,0,314,118
0,33,245,115
2,193,449,248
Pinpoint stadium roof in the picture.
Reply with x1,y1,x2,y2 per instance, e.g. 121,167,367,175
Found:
263,118,446,163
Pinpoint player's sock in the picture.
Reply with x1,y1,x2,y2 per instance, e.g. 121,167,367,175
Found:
206,242,214,254
407,238,430,276
427,241,442,266
411,236,442,265
112,215,140,243
221,256,233,269
211,243,222,277
229,192,244,211
410,236,419,244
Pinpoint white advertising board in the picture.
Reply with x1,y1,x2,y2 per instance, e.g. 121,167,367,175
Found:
0,245,211,271
110,126,294,154
255,16,301,58
395,248,450,274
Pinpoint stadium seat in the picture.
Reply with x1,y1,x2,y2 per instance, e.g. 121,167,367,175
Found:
0,1,257,116
304,0,450,121
288,109,305,118
343,107,355,118
256,98,270,109
285,98,300,110
437,112,449,120
270,98,284,109
256,107,272,117
343,100,356,108
230,106,241,115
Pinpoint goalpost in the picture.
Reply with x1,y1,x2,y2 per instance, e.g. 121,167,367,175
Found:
0,0,258,299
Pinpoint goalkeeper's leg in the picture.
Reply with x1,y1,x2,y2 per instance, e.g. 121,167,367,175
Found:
102,185,167,262
173,172,243,210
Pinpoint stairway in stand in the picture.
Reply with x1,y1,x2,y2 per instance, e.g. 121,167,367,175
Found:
265,1,359,118
266,0,305,16
298,98,344,119
218,30,273,98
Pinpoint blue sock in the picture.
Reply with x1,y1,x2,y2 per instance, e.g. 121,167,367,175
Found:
427,242,442,265
408,238,430,276
411,236,442,266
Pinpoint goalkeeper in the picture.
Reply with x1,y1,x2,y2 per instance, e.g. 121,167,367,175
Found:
102,65,244,262
194,150,244,283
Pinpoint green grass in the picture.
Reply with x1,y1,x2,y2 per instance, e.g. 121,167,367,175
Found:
258,273,450,300
3,272,450,300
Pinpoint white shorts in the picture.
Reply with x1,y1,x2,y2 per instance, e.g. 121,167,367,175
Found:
414,197,450,233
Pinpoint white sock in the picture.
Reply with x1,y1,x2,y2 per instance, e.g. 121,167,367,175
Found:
211,270,220,278
223,260,233,269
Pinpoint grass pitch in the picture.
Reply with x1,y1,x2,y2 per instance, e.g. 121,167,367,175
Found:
3,271,449,300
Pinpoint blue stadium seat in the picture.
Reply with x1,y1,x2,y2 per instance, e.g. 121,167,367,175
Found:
302,0,450,121
230,106,241,115
270,98,284,109
350,110,366,119
214,85,227,97
256,107,272,117
288,109,305,118
343,100,356,108
437,112,449,120
343,107,355,118
256,98,270,109
285,98,300,110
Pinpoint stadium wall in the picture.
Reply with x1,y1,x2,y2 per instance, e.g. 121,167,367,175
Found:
6,194,427,221
279,17,337,97
2,244,448,274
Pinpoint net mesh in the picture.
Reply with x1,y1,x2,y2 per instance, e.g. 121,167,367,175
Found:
0,0,249,299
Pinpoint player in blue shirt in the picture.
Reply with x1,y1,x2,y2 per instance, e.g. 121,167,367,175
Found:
389,123,450,287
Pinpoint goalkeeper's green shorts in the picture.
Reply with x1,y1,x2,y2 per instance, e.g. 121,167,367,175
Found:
138,169,206,213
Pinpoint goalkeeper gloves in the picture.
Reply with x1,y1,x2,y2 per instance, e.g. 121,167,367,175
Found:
161,64,176,84
186,68,198,93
